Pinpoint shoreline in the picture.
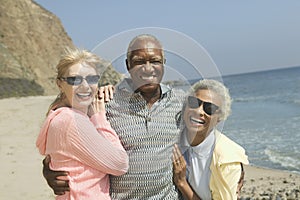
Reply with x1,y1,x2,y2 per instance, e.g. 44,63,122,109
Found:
0,96,299,199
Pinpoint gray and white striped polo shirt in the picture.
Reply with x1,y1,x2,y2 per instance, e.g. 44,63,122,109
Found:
106,78,185,200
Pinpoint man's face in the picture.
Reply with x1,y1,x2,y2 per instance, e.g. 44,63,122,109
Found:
126,39,164,94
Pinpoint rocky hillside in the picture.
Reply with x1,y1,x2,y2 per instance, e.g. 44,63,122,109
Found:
0,0,122,98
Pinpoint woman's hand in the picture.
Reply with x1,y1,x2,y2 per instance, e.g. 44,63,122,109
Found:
172,144,187,187
98,85,114,102
88,85,114,117
172,145,202,200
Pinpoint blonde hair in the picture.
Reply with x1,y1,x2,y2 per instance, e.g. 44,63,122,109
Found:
46,48,101,115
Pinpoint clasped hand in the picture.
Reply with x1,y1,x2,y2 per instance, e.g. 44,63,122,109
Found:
87,85,114,117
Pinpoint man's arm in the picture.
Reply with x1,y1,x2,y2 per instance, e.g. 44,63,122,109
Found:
42,155,70,195
236,163,245,199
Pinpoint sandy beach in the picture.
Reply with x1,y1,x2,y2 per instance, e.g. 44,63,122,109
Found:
0,96,299,200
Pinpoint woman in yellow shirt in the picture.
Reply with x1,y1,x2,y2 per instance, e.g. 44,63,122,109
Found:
173,79,249,200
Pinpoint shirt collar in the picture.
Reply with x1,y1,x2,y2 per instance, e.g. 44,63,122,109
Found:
180,129,216,158
190,130,215,158
117,78,171,97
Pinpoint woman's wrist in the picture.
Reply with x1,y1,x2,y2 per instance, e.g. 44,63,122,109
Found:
176,179,189,190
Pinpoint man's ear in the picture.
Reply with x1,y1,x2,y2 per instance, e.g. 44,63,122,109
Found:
126,59,129,71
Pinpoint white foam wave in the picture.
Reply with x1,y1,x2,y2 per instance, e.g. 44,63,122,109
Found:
292,99,300,105
233,95,277,103
264,148,300,171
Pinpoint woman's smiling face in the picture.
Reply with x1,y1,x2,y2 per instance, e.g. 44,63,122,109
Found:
184,89,222,146
57,63,98,113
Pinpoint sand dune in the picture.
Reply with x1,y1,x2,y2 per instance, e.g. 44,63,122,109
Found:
0,96,299,199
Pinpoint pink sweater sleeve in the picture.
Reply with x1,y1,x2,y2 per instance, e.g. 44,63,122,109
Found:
90,111,121,146
62,110,128,176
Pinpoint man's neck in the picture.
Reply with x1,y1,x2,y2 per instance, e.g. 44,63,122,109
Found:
140,87,161,108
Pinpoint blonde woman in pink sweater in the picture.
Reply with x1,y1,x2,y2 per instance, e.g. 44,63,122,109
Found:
36,48,128,200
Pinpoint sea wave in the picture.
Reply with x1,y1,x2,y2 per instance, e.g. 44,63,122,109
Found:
232,94,281,103
264,148,300,172
292,99,300,105
233,96,300,107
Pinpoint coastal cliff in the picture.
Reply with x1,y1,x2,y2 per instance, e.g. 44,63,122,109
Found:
0,0,122,98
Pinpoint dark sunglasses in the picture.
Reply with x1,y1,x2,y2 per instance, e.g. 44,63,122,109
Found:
187,96,220,115
59,75,100,86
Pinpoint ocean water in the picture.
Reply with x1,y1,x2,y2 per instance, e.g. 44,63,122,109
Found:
221,66,300,173
178,66,300,173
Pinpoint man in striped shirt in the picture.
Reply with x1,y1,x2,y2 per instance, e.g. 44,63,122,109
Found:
107,34,185,199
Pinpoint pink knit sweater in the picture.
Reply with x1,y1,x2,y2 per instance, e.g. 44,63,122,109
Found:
36,107,128,200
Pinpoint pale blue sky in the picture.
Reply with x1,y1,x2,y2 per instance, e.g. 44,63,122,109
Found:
34,0,300,77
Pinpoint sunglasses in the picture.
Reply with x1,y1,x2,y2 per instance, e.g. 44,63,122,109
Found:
59,75,100,86
187,96,220,115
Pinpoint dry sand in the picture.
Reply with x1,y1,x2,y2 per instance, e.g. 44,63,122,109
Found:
0,96,299,200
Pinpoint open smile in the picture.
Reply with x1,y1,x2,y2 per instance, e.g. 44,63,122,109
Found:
190,116,205,125
76,92,93,99
140,75,157,81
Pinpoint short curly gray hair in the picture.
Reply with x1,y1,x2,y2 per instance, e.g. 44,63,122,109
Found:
190,79,232,121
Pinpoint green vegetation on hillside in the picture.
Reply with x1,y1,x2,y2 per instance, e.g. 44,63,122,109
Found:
0,78,44,99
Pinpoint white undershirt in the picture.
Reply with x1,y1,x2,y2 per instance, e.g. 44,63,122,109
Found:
183,130,215,200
